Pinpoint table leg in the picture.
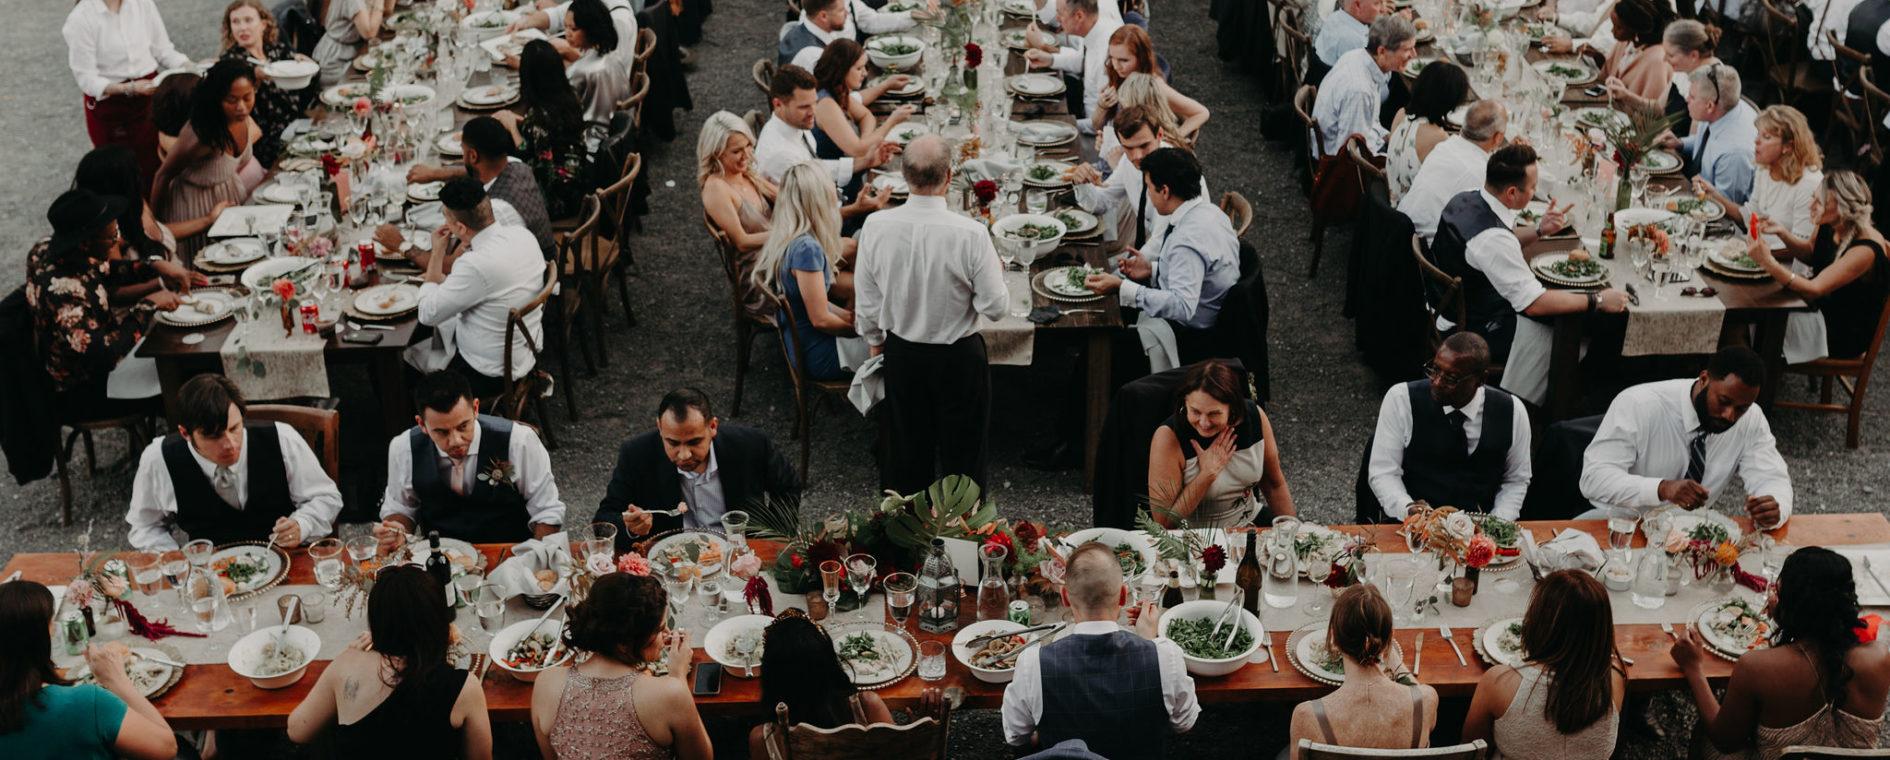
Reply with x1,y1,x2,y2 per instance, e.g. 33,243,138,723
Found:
1547,314,1585,421
154,359,191,426
371,350,411,438
1753,312,1788,408
1084,331,1110,491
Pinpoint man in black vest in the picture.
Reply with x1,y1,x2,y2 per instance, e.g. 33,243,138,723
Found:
126,375,342,551
778,0,850,69
1430,143,1628,404
1001,542,1198,755
1366,333,1532,521
595,388,801,553
375,371,564,550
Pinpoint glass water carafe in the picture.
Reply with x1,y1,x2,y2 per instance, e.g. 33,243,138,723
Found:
977,544,1010,621
1263,515,1301,609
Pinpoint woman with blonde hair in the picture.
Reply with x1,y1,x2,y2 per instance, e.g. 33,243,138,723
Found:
1696,105,1823,257
1098,73,1191,166
698,111,779,323
1287,584,1437,759
752,163,860,381
1095,26,1207,155
1746,170,1890,363
220,0,311,166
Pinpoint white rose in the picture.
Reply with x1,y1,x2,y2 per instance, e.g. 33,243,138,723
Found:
1443,513,1477,542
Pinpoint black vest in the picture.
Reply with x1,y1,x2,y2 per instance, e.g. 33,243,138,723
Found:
1847,0,1890,86
161,423,292,546
1431,190,1520,359
408,415,533,544
776,22,830,66
1038,630,1168,758
1400,380,1515,512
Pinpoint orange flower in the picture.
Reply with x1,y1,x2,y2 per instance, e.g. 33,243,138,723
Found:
1713,541,1739,567
271,279,296,301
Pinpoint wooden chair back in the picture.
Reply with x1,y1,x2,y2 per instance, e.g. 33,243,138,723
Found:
743,109,767,138
1777,260,1890,447
754,59,777,97
1829,31,1871,136
1347,137,1388,201
616,71,652,127
1410,233,1462,350
1298,740,1489,760
556,195,607,275
704,213,773,329
1757,0,1805,98
246,404,340,481
1219,191,1254,238
1277,3,1311,91
1293,84,1323,180
767,702,950,760
600,152,643,243
634,27,657,70
1779,748,1890,759
1858,69,1889,165
499,260,559,419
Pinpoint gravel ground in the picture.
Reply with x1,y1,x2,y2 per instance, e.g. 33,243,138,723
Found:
5,0,1890,756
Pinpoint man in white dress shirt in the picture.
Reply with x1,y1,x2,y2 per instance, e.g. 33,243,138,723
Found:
126,375,341,551
376,371,564,549
1580,346,1792,526
1023,0,1123,133
755,65,897,193
1314,0,1379,69
1002,542,1198,755
1312,16,1417,156
63,0,194,182
1428,144,1628,405
854,135,1009,493
412,178,547,400
510,0,639,70
1368,333,1531,521
1399,101,1517,244
779,0,851,70
1068,106,1209,251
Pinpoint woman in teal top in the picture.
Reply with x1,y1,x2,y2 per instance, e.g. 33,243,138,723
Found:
0,581,176,760
751,163,858,382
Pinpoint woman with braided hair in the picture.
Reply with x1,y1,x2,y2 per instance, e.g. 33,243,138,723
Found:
1743,170,1890,362
1286,585,1438,759
1672,546,1890,759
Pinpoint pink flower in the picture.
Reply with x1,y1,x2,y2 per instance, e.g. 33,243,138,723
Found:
616,552,652,576
586,551,616,575
729,552,762,579
352,97,373,117
1465,535,1496,569
271,279,297,301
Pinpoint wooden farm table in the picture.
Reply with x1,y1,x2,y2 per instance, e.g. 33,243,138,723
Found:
6,513,1882,727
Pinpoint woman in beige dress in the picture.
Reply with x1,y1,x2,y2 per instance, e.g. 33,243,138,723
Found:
1674,547,1890,760
1462,570,1625,759
699,111,780,324
1287,585,1438,760
1148,359,1296,528
150,59,263,259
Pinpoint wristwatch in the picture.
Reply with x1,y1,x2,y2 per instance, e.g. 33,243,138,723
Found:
1586,291,1599,313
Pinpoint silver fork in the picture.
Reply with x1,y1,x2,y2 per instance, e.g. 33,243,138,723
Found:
1438,625,1467,666
1862,557,1890,601
1661,621,1677,640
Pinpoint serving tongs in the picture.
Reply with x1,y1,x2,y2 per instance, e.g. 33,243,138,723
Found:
966,622,1062,648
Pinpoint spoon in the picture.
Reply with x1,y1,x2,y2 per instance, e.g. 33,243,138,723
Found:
273,595,301,654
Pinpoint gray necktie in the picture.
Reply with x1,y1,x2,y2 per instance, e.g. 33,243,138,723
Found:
212,466,241,509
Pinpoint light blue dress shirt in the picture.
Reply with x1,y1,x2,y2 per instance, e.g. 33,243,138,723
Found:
1312,48,1391,155
1118,198,1242,330
1314,9,1370,67
1681,100,1758,205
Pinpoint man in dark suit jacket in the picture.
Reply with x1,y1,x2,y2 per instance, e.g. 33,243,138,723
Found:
593,388,801,552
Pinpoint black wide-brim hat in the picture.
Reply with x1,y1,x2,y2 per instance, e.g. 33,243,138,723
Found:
46,189,128,257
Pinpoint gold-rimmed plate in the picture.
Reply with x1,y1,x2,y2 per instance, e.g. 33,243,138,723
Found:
155,288,243,327
1288,623,1345,686
830,621,920,690
210,541,292,602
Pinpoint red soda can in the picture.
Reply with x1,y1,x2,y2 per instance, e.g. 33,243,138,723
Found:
356,241,376,270
299,303,319,334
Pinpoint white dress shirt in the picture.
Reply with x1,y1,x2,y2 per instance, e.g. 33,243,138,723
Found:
1368,384,1533,520
1117,197,1241,330
1036,0,1125,28
126,422,343,551
1047,15,1124,133
1312,48,1392,155
787,15,851,71
380,420,565,527
1579,378,1794,522
546,0,640,70
1681,101,1759,205
1000,620,1201,746
851,0,917,34
1748,169,1823,253
1811,0,1865,60
63,0,191,100
756,114,854,188
1398,136,1492,243
1552,0,1618,55
678,446,729,529
1456,189,1559,406
416,223,545,380
1072,140,1208,247
1314,9,1369,67
853,194,1009,346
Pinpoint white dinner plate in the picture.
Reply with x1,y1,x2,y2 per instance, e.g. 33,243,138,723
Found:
352,283,420,317
155,288,241,327
1007,73,1065,98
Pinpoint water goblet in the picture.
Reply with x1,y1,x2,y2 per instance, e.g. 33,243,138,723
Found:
882,572,917,626
1304,559,1333,617
183,539,216,569
819,560,844,617
310,538,346,591
846,553,877,603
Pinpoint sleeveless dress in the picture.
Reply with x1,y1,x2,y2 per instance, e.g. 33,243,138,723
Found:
812,89,866,203
1701,647,1886,760
548,670,674,760
1783,229,1890,363
1161,399,1268,528
1307,685,1428,750
311,0,366,87
1385,116,1430,205
332,666,470,758
725,190,776,325
1490,664,1618,760
164,124,261,258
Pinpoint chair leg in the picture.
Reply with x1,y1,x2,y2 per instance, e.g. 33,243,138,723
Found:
573,308,599,377
615,261,637,327
732,319,754,417
586,277,609,368
533,388,559,451
1307,219,1327,278
1820,376,1835,404
83,431,97,475
553,309,580,422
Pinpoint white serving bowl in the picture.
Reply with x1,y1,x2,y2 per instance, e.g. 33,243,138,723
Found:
1159,600,1264,677
461,10,519,40
228,625,321,689
951,619,1028,683
262,59,319,90
488,618,574,682
865,35,924,71
703,614,772,678
991,213,1067,259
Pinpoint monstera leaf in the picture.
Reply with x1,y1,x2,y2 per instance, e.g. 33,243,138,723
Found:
882,475,998,554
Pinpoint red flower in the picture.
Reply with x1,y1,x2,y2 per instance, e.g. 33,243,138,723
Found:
320,153,341,177
964,42,983,69
1013,521,1043,547
973,179,998,206
1323,561,1350,589
744,576,774,616
1200,544,1226,576
271,279,296,301
790,553,805,569
983,527,1014,553
540,150,554,161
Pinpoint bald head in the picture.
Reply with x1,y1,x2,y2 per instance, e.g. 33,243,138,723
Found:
1461,100,1507,146
901,135,951,195
1064,542,1127,615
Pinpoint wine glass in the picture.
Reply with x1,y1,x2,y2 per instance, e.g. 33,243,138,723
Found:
846,553,876,604
1304,559,1333,617
819,560,844,619
1385,558,1418,625
883,572,917,626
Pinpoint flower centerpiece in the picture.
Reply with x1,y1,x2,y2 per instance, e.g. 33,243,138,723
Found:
1135,508,1222,596
1593,102,1684,211
1321,532,1374,589
1657,519,1768,592
1402,506,1499,605
972,179,998,221
64,522,203,641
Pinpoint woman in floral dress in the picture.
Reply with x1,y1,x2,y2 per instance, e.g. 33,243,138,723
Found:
496,40,595,222
219,0,314,167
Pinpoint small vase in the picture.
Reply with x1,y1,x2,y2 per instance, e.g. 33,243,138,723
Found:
1200,576,1218,601
1451,572,1476,607
279,299,295,336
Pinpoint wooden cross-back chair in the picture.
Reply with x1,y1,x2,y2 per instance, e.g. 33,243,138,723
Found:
1347,137,1388,204
498,260,561,447
764,701,952,760
553,194,608,376
633,27,656,76
705,215,778,416
1756,0,1831,108
1219,190,1254,239
247,404,340,481
768,291,853,479
1775,272,1890,448
1298,740,1489,760
1828,31,1872,150
615,71,652,127
593,151,643,324
1276,3,1311,94
754,59,777,97
1410,233,1461,352
31,322,153,526
1856,69,1889,167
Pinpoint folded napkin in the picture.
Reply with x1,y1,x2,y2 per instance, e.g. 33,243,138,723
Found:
848,354,886,414
1831,548,1890,607
958,157,1024,184
1532,528,1605,573
1133,312,1181,373
487,533,574,600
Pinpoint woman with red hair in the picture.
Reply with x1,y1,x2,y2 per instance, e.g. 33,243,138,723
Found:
1093,25,1209,165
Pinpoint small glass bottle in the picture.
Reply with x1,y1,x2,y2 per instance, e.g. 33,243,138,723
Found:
976,543,1010,621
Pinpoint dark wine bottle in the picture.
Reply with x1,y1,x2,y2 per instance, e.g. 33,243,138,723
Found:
425,531,452,595
1235,530,1263,616
1160,570,1184,610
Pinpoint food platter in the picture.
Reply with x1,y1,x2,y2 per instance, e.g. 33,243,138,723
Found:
1288,623,1346,686
830,621,919,689
871,171,909,198
648,529,729,578
1476,513,1526,569
435,132,464,156
1063,527,1156,580
1569,106,1629,131
408,180,445,202
479,28,548,62
1643,508,1743,546
704,614,772,677
952,619,1032,683
1531,251,1609,287
1022,160,1074,188
872,75,925,99
68,642,186,700
459,83,520,110
1474,617,1527,667
1292,524,1347,576
1643,149,1684,175
1708,244,1766,274
1002,28,1031,50
349,283,421,319
1402,57,1439,78
1662,194,1725,221
1053,208,1100,238
1032,266,1107,303
240,256,321,292
1695,599,1773,659
887,123,930,146
1533,58,1598,86
1000,0,1037,16
156,288,243,328
210,541,291,601
197,237,269,269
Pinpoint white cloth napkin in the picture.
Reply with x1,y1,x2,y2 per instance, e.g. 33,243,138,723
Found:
1831,547,1890,607
1133,312,1181,373
105,337,161,400
1535,528,1606,573
403,321,456,373
848,354,886,414
487,533,574,600
958,158,1024,184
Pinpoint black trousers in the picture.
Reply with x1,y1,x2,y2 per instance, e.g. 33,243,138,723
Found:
448,354,508,400
880,333,990,495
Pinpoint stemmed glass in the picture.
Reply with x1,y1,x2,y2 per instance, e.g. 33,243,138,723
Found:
1304,559,1332,617
1385,558,1418,626
819,560,844,620
883,572,917,626
846,553,877,606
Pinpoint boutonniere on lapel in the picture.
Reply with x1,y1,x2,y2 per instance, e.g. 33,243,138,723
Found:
477,460,519,490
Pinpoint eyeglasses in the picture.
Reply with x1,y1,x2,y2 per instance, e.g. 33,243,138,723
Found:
1422,361,1476,386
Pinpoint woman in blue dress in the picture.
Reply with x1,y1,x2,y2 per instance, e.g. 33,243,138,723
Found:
752,163,859,381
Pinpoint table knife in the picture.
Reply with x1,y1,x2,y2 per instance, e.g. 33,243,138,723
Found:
1264,635,1279,673
1412,632,1424,676
1439,625,1466,666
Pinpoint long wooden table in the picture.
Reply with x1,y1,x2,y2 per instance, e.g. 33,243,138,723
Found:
6,514,1880,728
